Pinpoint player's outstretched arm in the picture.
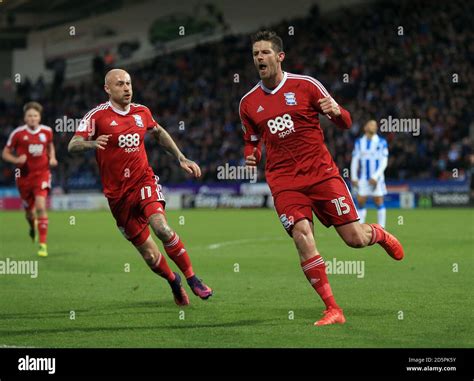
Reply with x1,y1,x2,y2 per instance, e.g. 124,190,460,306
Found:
1,146,26,165
151,125,201,178
68,135,111,154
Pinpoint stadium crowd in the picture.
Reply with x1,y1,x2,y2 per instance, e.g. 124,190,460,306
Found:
0,0,472,190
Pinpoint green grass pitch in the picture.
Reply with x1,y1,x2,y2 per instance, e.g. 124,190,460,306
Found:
0,208,472,348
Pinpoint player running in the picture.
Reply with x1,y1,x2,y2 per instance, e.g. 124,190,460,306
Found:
68,69,212,306
240,31,404,326
351,120,388,227
2,102,57,257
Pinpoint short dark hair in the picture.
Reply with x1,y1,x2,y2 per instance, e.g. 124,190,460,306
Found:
251,30,283,52
23,101,43,115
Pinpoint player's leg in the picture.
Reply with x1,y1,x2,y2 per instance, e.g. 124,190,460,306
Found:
35,195,49,257
108,194,190,305
139,175,212,299
313,176,368,248
18,183,36,242
25,207,36,242
134,234,189,306
292,219,341,310
315,176,404,260
147,211,192,276
335,221,373,248
275,191,345,326
148,211,213,300
356,195,368,223
335,221,403,260
292,218,316,261
373,196,386,228
333,205,404,260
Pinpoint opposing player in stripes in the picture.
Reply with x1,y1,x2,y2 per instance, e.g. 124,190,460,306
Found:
240,30,404,326
351,120,389,227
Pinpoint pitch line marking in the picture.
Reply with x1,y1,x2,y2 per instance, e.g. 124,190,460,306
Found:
207,237,286,250
0,344,36,348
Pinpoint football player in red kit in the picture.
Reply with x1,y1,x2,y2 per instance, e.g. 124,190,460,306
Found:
68,69,212,306
240,31,404,326
2,102,58,257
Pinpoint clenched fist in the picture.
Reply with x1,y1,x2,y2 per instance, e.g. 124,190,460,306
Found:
94,135,112,150
16,154,27,165
245,147,258,167
318,97,341,118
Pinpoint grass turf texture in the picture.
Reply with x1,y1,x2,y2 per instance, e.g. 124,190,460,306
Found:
0,208,472,348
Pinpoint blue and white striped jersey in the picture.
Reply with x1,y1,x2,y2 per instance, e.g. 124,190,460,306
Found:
350,134,389,182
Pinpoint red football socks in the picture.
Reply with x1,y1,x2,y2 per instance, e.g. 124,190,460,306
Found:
301,255,339,310
150,253,175,282
369,224,385,245
37,217,48,244
163,232,195,279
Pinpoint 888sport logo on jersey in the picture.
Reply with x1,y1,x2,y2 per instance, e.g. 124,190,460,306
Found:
118,133,140,153
267,113,295,139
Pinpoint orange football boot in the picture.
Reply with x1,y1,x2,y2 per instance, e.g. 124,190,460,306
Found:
314,307,346,326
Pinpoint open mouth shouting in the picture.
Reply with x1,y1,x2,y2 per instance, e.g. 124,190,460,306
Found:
258,63,268,75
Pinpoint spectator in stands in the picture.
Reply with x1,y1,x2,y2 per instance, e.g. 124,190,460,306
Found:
0,0,471,191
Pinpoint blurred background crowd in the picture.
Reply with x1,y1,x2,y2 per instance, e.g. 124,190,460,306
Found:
0,0,471,190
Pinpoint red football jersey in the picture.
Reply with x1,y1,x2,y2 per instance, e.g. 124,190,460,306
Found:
6,124,53,178
239,71,352,195
74,101,158,199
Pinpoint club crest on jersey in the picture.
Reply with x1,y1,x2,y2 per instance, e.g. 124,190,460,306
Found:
132,115,144,128
279,214,294,231
284,92,297,106
39,133,47,142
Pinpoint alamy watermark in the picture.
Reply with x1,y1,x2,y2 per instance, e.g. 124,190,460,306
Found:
326,258,365,278
217,163,257,183
55,116,95,136
380,115,420,136
0,258,38,278
18,355,55,375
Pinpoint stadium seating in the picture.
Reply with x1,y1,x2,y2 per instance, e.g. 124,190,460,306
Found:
0,0,471,190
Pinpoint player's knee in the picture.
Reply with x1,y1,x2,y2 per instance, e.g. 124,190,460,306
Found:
141,248,158,266
36,207,47,216
292,221,312,243
343,232,366,248
150,216,173,242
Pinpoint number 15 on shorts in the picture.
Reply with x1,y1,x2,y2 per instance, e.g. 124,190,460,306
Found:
331,196,350,216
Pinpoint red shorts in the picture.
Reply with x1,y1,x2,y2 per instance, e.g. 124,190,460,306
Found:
273,176,359,235
17,172,51,211
107,175,166,246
